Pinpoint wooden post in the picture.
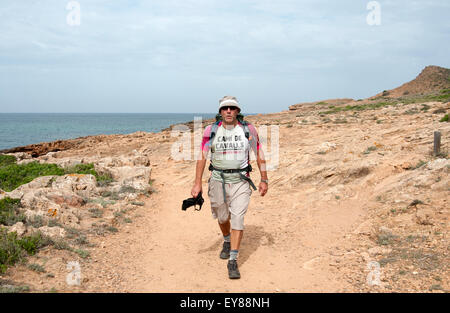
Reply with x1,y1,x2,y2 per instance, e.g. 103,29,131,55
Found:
433,131,441,156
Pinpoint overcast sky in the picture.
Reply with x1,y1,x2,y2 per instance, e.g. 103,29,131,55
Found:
0,0,449,113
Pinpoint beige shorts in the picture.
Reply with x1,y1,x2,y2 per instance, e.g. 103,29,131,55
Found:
207,178,252,230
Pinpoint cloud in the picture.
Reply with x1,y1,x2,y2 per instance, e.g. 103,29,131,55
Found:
0,0,449,112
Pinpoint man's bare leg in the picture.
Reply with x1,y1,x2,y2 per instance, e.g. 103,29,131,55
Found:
218,219,230,237
230,229,243,251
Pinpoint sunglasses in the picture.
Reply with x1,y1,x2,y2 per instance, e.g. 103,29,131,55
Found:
221,106,238,111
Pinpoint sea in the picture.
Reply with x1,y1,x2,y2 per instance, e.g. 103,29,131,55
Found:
0,113,218,150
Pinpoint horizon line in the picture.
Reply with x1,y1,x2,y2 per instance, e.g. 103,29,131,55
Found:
0,112,262,115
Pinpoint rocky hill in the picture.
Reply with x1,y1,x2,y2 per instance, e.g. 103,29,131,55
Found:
372,65,450,99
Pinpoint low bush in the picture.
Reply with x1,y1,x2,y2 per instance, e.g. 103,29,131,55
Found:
0,198,24,226
0,162,64,192
0,230,52,273
0,155,17,168
0,157,112,191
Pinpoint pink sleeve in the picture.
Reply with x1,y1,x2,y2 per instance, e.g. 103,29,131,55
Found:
248,123,261,152
201,125,212,152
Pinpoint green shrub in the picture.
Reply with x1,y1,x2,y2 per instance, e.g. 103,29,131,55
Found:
363,146,377,155
74,235,89,246
106,226,118,233
17,232,46,255
0,198,24,226
27,263,45,273
119,185,139,194
96,173,114,186
51,238,71,250
376,233,397,246
0,161,113,192
63,163,97,176
0,230,51,273
0,162,64,192
420,104,431,112
72,248,90,259
0,155,17,168
26,215,45,228
88,208,103,218
0,284,30,293
64,163,113,186
440,114,449,122
320,101,393,114
0,230,25,273
414,160,427,169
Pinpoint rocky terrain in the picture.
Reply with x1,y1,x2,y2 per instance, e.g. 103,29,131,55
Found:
0,65,448,293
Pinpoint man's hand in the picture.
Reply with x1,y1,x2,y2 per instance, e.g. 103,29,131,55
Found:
259,181,268,196
191,183,202,198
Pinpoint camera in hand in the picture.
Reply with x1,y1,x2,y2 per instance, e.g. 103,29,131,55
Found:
182,191,204,211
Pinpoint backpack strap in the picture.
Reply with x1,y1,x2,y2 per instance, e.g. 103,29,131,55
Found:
208,120,221,152
240,120,250,140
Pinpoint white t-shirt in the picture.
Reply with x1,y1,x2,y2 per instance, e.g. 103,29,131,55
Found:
202,121,260,184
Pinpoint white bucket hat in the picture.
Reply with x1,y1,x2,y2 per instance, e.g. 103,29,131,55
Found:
218,96,241,112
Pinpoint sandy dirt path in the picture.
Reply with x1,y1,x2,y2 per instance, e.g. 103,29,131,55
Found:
83,156,367,293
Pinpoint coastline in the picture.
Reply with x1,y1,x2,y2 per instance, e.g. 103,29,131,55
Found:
0,112,265,156
0,112,219,155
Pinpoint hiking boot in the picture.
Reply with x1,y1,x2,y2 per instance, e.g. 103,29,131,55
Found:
227,260,241,279
220,241,231,259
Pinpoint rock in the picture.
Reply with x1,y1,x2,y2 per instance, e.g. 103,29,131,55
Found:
392,214,415,228
21,192,53,212
8,222,27,236
353,220,373,235
6,190,24,199
108,166,151,182
38,226,66,238
125,193,138,201
361,252,371,262
132,156,151,167
426,158,449,170
316,142,337,154
59,212,80,228
52,174,97,193
416,208,434,225
46,192,85,207
106,166,152,192
40,151,58,161
431,179,448,191
401,162,412,170
17,159,36,165
24,209,45,220
8,152,32,161
368,247,392,256
379,226,392,234
17,176,55,190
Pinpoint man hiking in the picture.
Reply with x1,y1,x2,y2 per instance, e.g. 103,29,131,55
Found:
191,96,268,279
